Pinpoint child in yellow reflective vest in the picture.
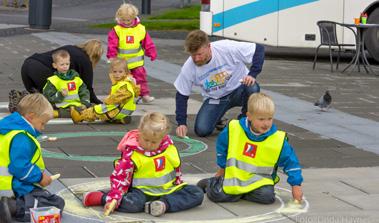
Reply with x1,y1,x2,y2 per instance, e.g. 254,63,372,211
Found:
197,93,304,204
0,93,64,222
43,49,91,118
82,112,204,217
107,3,157,103
71,58,140,124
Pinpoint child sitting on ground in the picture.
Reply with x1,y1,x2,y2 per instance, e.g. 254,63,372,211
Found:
71,58,140,124
43,49,91,118
82,112,204,217
0,93,65,222
197,93,304,204
107,3,157,103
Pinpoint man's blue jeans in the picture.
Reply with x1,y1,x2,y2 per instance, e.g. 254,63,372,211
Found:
194,82,260,137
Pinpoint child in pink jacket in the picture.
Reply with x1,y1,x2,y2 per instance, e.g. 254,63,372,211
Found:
107,3,157,103
82,112,204,217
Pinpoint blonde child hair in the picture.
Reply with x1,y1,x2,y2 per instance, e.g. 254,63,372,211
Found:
115,3,139,22
139,112,171,139
17,93,54,118
108,58,130,84
247,93,275,116
52,49,70,63
77,39,103,68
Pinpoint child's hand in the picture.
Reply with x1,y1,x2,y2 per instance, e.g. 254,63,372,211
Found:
214,168,225,177
39,172,52,187
104,200,117,216
61,88,68,96
292,185,303,202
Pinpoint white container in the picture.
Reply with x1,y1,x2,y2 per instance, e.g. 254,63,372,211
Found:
30,206,61,223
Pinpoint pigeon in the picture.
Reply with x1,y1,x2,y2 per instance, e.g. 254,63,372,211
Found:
314,90,332,111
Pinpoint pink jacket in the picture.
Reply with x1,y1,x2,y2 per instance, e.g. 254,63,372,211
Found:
107,17,157,61
106,129,183,206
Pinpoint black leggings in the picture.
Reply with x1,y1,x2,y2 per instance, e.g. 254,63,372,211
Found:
21,58,53,93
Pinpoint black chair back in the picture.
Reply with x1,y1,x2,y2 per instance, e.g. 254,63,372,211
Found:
318,21,339,46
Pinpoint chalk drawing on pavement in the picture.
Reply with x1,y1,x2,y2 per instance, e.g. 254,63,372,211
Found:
40,131,207,161
57,179,308,222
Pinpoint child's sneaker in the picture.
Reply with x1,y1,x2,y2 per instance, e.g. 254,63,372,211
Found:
120,116,132,124
82,191,103,207
0,197,12,223
196,178,210,193
142,95,155,104
144,200,166,217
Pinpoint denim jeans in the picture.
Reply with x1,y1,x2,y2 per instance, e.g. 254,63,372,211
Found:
205,176,276,204
194,82,260,137
106,185,204,213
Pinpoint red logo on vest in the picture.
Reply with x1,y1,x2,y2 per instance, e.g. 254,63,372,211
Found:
126,36,134,44
154,157,166,172
67,82,76,91
243,143,257,158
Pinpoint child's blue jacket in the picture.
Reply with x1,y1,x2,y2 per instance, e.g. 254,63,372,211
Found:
216,117,303,186
0,112,43,197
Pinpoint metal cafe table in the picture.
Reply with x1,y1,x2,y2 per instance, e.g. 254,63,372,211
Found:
341,23,379,75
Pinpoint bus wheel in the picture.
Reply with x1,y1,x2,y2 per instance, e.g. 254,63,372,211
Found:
365,7,379,63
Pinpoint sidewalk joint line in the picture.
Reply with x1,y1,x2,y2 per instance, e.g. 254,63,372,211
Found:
339,180,369,195
82,166,98,178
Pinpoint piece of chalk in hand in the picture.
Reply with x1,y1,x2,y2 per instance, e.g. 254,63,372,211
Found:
48,137,57,141
239,79,243,83
50,174,61,181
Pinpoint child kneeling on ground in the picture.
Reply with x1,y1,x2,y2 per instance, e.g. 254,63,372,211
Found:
43,49,91,118
71,58,140,124
0,93,65,222
83,112,204,216
197,93,304,204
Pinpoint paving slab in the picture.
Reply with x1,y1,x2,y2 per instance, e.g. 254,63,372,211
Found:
1,31,379,222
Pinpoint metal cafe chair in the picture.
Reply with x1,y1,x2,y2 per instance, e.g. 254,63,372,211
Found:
313,20,356,72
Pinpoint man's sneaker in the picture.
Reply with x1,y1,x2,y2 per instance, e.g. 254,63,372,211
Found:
144,200,166,217
215,118,228,131
142,95,155,104
82,191,103,207
196,178,210,193
0,197,12,223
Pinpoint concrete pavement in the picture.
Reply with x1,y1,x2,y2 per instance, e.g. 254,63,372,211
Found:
1,0,379,220
0,30,379,222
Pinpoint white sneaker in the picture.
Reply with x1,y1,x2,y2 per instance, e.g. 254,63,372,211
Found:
144,200,166,217
142,95,155,103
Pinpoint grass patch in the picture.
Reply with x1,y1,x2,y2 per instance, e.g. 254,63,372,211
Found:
91,4,200,31
93,20,199,31
148,5,200,20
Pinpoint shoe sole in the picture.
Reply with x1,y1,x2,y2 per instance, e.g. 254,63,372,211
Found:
145,201,166,217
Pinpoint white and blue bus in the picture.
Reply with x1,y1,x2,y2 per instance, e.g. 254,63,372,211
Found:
200,0,379,61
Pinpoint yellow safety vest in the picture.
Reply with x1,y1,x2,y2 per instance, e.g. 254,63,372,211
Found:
114,24,146,69
94,80,136,120
0,130,45,197
223,120,285,195
46,75,83,108
131,144,187,196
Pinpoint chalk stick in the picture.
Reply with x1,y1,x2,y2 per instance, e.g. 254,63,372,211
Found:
104,199,117,216
50,174,60,181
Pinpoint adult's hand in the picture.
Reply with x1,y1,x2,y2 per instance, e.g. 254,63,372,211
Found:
176,125,188,138
240,76,256,86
